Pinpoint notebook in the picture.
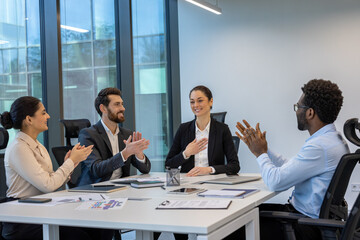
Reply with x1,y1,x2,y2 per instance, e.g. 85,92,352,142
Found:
68,184,127,193
201,175,261,185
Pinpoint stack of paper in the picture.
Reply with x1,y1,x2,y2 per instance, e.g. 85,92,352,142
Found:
156,199,231,209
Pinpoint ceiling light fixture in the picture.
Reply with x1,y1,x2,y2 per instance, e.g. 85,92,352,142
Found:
0,40,9,44
185,0,222,15
60,25,89,33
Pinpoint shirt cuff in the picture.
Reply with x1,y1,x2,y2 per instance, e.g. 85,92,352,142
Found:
65,158,75,170
135,155,146,163
182,151,190,159
210,167,215,174
256,153,269,164
120,151,128,162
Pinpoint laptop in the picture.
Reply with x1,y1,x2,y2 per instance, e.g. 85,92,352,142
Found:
201,175,261,185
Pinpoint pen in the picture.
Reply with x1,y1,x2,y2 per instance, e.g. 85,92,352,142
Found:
161,186,166,190
100,194,105,200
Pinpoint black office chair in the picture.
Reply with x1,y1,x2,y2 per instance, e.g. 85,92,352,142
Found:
51,119,91,188
60,119,91,146
260,118,360,240
210,111,227,123
232,136,240,153
298,192,360,240
0,127,9,198
0,127,9,240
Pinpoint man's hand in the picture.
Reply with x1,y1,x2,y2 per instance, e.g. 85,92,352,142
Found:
186,166,212,177
122,132,150,160
183,138,208,159
236,120,268,157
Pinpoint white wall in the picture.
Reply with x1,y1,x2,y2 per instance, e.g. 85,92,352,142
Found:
178,0,360,206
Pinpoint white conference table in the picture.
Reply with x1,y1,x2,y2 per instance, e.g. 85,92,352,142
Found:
0,173,275,240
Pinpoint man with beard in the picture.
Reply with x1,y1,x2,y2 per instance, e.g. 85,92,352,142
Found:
236,79,349,240
77,87,151,186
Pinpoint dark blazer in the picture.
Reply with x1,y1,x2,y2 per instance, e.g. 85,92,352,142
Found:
165,118,240,175
77,121,151,186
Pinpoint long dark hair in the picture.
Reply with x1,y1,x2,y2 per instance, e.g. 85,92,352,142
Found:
0,96,41,130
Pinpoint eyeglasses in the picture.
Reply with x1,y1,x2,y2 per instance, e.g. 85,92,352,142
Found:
293,103,309,112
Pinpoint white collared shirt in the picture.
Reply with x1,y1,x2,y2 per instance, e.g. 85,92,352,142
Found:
194,120,211,168
101,120,123,179
182,120,215,173
101,120,146,180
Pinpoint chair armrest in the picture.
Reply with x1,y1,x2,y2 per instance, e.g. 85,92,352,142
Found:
260,210,306,221
298,218,346,229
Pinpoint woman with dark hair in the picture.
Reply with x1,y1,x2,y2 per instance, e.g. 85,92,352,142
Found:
0,96,95,240
165,85,240,176
159,86,242,240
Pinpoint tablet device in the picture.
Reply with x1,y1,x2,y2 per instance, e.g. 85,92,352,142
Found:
18,197,52,203
167,188,205,195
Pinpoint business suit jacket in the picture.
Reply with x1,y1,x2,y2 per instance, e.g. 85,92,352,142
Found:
165,118,240,175
77,121,151,186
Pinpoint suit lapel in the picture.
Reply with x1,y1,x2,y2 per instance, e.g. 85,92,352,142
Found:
207,119,216,165
95,121,112,153
189,120,196,143
188,120,196,168
118,127,126,152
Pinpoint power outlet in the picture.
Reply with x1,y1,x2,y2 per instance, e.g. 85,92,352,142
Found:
351,183,360,192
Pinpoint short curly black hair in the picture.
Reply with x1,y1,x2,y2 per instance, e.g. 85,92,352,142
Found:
301,79,343,124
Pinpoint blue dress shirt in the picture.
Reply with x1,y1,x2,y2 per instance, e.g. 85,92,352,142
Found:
257,123,349,218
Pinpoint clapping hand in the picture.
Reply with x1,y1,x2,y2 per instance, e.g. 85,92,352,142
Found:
122,132,150,160
236,120,268,157
69,143,93,165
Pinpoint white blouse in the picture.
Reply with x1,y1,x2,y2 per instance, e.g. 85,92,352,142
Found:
5,131,74,198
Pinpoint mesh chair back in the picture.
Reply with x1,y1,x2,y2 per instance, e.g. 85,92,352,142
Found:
340,193,360,240
0,127,9,150
0,128,9,198
320,118,360,220
210,112,227,123
344,118,360,147
60,119,91,146
320,151,360,220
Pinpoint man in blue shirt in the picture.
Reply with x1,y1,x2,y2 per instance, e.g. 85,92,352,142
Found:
236,79,349,240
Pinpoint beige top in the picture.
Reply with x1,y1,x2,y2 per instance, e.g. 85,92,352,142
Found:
5,131,74,198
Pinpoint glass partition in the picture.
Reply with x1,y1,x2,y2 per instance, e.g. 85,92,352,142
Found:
60,0,116,124
0,0,43,144
132,0,170,171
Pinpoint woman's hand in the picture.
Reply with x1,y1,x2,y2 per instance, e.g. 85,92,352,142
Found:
186,166,212,177
68,143,93,165
183,138,208,158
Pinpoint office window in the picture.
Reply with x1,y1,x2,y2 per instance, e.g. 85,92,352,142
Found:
0,0,43,144
132,0,170,171
60,0,116,124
